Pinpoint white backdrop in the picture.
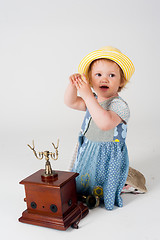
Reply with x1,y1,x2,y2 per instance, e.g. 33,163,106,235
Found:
0,0,160,239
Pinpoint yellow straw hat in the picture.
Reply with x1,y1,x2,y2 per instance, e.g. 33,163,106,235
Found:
78,46,135,83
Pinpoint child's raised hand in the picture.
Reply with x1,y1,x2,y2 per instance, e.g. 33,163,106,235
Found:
74,74,93,101
69,73,82,86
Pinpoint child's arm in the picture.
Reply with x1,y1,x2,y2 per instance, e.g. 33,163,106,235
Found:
75,75,122,131
64,74,86,111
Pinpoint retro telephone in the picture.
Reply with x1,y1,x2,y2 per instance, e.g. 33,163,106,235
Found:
18,140,89,230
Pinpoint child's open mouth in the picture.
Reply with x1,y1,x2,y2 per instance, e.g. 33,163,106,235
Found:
100,86,109,90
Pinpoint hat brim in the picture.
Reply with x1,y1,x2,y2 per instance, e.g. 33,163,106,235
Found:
78,49,135,82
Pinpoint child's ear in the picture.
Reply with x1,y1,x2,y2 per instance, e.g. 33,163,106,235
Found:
118,77,126,92
89,79,93,87
120,77,125,87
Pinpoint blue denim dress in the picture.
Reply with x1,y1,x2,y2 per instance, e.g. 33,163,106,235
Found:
72,96,130,210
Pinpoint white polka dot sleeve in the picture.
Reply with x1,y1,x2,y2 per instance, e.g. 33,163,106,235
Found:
108,97,130,123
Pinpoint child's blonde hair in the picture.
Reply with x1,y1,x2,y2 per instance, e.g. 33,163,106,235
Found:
88,58,127,92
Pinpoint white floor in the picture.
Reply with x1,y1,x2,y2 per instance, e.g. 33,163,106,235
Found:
1,128,160,240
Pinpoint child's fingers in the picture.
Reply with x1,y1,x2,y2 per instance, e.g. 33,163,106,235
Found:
82,73,88,84
77,77,85,88
69,74,82,83
69,76,74,84
75,75,86,89
74,79,81,89
69,76,76,85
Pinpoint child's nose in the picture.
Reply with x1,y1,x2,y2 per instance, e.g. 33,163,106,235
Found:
102,76,109,82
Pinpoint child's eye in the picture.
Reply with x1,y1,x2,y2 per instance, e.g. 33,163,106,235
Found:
96,73,102,77
109,74,115,78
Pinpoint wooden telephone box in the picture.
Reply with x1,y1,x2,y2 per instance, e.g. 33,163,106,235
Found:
19,169,89,230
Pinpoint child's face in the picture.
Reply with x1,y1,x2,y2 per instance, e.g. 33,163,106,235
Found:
89,59,123,100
